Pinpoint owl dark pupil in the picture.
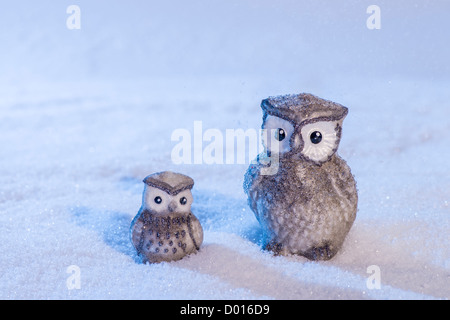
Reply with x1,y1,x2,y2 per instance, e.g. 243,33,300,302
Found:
180,197,187,205
276,128,286,141
154,196,162,204
310,131,322,144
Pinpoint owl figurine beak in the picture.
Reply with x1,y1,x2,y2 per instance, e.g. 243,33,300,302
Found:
168,200,178,213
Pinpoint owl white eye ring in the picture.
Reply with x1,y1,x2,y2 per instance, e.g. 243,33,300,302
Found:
262,115,295,154
300,121,340,163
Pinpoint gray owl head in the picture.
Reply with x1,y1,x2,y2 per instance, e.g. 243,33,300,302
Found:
260,93,348,165
142,171,194,214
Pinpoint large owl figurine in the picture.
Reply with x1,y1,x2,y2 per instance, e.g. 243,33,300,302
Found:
244,93,358,261
130,171,203,263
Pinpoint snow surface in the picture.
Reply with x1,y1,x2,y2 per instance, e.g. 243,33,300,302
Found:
0,0,449,300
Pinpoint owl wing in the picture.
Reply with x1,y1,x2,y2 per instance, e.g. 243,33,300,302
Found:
330,155,358,221
130,207,147,253
187,213,203,250
243,159,265,222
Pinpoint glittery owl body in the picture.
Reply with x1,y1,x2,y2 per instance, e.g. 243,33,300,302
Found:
244,93,357,260
130,171,203,263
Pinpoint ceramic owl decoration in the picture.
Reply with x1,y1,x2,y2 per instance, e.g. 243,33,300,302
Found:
130,171,203,263
244,93,358,260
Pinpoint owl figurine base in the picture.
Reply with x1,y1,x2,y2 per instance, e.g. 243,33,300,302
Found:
244,93,358,261
130,171,203,263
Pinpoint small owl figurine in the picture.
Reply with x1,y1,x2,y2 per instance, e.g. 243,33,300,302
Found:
244,93,358,261
130,171,203,263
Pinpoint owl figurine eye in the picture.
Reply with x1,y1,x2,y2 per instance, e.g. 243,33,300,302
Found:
300,121,340,164
310,131,322,144
275,128,286,141
262,115,294,154
154,196,162,204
